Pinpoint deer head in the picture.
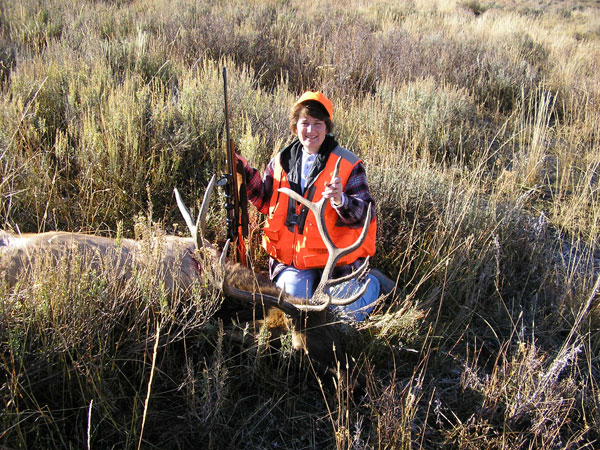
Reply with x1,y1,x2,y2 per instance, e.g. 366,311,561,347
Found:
174,158,374,376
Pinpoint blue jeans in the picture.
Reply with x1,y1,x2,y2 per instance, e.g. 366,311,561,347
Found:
274,266,380,321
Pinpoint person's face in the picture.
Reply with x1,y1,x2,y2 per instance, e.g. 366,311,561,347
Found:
296,111,327,154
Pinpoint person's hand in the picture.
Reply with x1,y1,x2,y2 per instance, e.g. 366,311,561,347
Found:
235,153,249,169
323,176,343,206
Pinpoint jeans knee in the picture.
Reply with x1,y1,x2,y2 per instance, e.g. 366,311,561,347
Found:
274,267,318,298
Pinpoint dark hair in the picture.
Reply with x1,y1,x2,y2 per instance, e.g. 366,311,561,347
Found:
289,100,333,134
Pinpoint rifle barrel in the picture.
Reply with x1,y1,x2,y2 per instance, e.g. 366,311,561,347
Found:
222,67,246,265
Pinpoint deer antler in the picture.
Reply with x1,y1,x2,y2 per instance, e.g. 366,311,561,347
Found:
277,157,373,312
174,175,216,251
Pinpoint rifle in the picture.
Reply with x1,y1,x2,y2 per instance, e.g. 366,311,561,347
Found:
218,67,249,266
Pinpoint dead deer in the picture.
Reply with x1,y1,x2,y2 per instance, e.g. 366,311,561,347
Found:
0,164,374,377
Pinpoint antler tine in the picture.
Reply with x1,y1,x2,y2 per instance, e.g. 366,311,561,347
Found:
174,188,195,239
324,256,369,289
174,175,216,250
197,174,217,244
219,238,230,269
326,256,370,287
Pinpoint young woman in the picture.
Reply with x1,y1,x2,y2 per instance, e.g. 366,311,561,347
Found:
238,92,380,320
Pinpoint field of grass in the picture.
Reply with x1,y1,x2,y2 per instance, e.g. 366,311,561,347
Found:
1,0,599,448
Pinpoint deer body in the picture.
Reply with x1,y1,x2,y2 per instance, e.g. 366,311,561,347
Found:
0,230,201,293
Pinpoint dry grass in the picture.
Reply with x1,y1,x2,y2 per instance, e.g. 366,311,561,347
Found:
1,0,599,448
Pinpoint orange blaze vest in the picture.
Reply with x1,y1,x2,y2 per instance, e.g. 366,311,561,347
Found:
262,146,377,269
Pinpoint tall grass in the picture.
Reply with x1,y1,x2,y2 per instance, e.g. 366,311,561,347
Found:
1,0,599,448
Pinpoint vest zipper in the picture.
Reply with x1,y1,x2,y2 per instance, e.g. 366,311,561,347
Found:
292,197,302,268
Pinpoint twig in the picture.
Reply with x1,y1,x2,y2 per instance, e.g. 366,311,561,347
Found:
138,321,161,450
87,399,93,450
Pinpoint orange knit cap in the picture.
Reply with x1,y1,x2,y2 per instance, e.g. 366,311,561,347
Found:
295,91,333,120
